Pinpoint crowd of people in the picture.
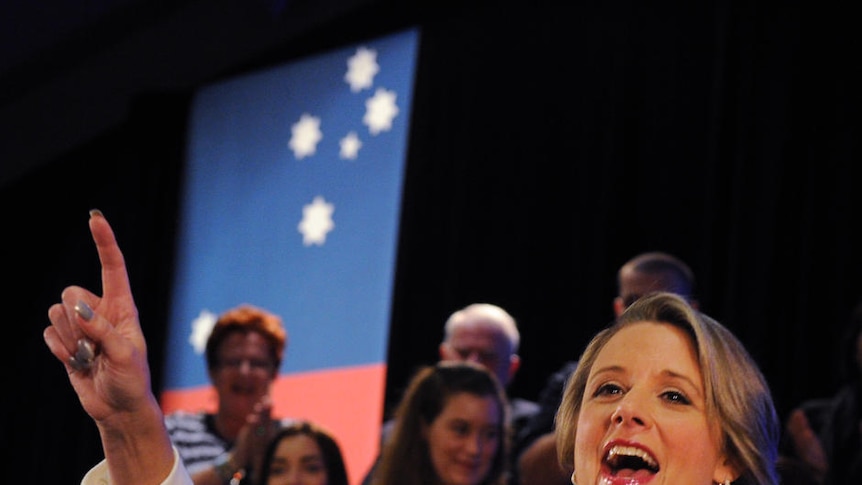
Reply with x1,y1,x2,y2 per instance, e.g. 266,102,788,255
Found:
44,210,860,485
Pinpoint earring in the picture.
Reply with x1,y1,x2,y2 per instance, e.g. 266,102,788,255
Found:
725,480,731,485
570,472,577,485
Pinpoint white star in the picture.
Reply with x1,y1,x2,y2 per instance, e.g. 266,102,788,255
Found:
344,47,379,93
288,113,323,159
339,131,362,160
298,195,335,246
188,309,218,354
364,88,399,135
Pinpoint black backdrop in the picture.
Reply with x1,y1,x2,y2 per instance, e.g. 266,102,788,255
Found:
4,3,861,482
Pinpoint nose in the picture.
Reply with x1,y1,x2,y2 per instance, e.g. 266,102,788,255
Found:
464,431,483,455
284,468,301,485
280,469,302,485
610,395,649,428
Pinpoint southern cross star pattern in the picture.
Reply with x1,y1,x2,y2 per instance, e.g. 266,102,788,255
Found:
161,29,418,485
290,45,400,247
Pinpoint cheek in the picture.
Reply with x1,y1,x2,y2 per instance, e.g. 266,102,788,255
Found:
426,427,451,468
482,436,499,460
573,409,604,476
311,472,328,485
657,415,726,484
212,373,232,391
664,418,720,461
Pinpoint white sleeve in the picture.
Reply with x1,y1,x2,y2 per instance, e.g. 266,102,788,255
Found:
81,446,193,485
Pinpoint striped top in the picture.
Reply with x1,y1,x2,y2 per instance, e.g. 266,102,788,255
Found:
164,410,295,476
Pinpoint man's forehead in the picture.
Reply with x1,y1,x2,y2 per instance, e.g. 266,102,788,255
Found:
450,323,511,350
452,319,506,336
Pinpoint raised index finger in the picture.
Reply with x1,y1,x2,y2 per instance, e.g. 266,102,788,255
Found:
88,209,134,306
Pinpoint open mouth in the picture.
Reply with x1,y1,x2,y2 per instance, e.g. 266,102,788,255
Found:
229,383,259,395
603,444,660,478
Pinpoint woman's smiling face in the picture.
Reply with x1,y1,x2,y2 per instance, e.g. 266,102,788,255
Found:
425,392,501,485
265,434,329,485
573,321,734,485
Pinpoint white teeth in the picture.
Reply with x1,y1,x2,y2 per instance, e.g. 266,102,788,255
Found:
606,445,658,468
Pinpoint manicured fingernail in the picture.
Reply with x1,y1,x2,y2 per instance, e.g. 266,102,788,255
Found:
75,300,94,321
89,209,103,218
70,338,97,372
69,355,90,371
77,338,96,360
69,338,96,371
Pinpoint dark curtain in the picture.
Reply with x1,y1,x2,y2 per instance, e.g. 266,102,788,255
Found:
5,3,860,482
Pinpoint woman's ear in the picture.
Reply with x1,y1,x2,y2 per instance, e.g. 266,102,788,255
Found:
711,456,739,485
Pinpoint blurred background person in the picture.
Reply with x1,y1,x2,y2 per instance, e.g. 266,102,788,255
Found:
369,361,510,485
780,300,862,484
364,302,537,484
258,420,349,485
165,304,292,485
612,251,698,315
439,303,539,448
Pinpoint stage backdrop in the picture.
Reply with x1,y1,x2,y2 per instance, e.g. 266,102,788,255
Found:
159,27,419,484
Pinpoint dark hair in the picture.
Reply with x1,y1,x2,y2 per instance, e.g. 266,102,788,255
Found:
372,361,510,485
618,251,696,306
204,304,288,372
258,420,349,485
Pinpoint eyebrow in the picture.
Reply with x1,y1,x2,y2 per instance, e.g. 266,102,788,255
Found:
591,365,704,398
660,369,704,399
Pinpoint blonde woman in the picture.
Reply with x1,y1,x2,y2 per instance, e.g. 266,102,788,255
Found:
556,292,779,485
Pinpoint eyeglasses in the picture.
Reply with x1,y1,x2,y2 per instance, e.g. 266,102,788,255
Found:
219,357,275,372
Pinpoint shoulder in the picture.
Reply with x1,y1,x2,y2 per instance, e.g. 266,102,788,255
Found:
164,410,208,432
165,410,205,423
